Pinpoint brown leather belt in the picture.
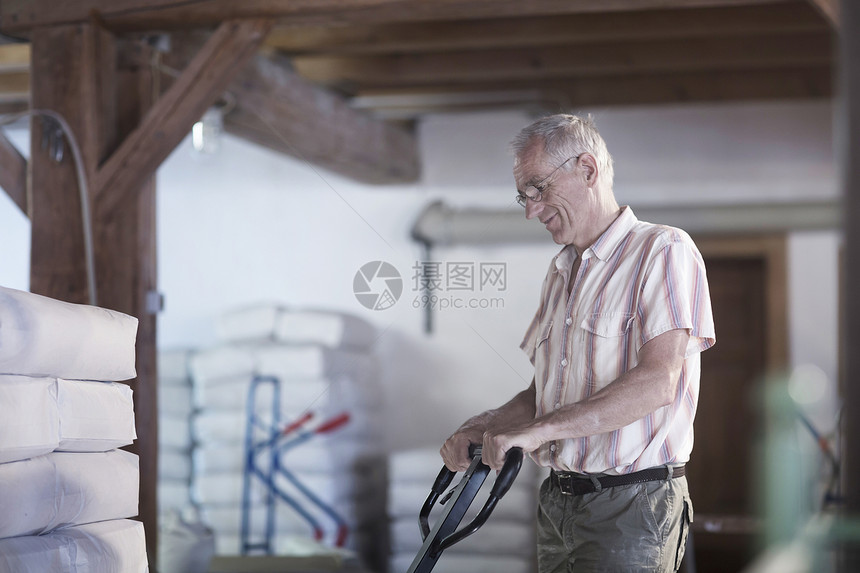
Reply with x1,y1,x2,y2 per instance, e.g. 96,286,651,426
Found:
550,465,686,496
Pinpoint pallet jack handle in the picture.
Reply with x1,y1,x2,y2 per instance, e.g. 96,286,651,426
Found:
433,446,523,554
417,446,523,552
419,467,457,540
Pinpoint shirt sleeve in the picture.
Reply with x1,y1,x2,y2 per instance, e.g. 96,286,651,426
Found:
637,235,716,357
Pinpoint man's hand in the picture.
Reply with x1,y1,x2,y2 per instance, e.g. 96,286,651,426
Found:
440,425,484,471
482,424,544,470
441,381,538,471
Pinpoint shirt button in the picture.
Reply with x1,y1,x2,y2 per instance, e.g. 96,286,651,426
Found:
549,444,557,452
565,317,573,325
560,359,568,367
554,403,561,410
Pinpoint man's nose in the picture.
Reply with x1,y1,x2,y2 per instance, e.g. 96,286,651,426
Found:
525,198,542,220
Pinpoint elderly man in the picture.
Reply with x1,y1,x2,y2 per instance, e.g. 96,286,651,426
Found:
441,114,715,572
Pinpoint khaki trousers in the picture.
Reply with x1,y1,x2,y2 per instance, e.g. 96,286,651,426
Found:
537,473,693,573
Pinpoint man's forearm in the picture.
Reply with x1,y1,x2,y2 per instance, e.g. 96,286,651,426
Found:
482,328,689,469
466,380,537,434
531,329,688,442
441,379,536,470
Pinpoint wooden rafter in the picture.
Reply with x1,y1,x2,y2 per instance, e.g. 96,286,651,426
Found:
806,0,838,28
0,72,29,98
93,19,272,218
0,0,791,33
0,43,29,71
292,33,832,89
0,129,26,214
352,67,833,118
224,53,419,184
163,35,419,184
266,3,827,55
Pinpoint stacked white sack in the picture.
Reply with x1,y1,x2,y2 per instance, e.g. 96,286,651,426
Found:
0,519,148,573
158,348,195,513
387,447,539,573
0,285,147,573
188,304,385,569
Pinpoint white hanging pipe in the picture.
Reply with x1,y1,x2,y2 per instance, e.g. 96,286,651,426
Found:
1,110,97,306
411,200,840,247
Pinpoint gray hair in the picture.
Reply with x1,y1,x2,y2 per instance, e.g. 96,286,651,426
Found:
511,114,614,188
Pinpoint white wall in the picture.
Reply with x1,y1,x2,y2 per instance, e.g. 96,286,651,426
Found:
0,100,842,450
0,125,30,293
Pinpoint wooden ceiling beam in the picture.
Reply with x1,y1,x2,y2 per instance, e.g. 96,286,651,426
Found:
351,67,833,118
0,129,27,215
293,32,832,89
221,51,419,184
0,43,29,71
0,0,791,34
805,0,838,28
0,71,29,98
93,19,272,219
266,3,826,55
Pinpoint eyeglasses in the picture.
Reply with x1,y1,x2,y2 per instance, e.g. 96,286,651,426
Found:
515,155,579,208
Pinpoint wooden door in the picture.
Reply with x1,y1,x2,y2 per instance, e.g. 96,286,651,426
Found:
683,236,787,573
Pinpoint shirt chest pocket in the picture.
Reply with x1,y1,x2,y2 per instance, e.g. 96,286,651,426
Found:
579,313,635,381
536,321,553,347
580,313,635,338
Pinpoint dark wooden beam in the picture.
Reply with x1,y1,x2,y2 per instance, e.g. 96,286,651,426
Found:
0,129,26,215
93,19,272,219
0,100,27,114
95,35,160,567
352,67,833,117
807,0,838,27
0,71,29,95
0,0,791,34
29,23,163,565
162,35,419,184
29,25,94,304
0,43,29,70
841,0,859,565
225,53,418,184
292,32,832,89
266,3,827,55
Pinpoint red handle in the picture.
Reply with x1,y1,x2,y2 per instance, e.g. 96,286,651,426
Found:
315,412,351,434
335,525,349,547
281,412,314,436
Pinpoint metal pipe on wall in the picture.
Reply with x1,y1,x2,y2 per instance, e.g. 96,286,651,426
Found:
411,200,840,247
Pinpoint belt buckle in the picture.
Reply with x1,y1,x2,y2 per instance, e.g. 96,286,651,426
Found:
556,473,575,496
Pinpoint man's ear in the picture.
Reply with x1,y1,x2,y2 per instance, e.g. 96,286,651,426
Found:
579,153,599,183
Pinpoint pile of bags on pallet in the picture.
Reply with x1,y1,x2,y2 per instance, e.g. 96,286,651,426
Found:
0,285,147,573
173,304,386,568
157,348,195,514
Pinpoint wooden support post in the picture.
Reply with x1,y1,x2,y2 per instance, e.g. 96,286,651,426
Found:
29,25,95,303
30,23,161,564
0,129,27,215
93,35,161,566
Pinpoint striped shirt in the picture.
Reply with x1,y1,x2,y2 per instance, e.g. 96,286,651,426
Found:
520,206,715,475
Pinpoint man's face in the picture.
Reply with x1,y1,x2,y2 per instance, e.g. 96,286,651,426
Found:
514,144,591,247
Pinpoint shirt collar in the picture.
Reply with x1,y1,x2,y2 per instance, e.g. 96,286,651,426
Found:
590,206,637,262
552,206,638,273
